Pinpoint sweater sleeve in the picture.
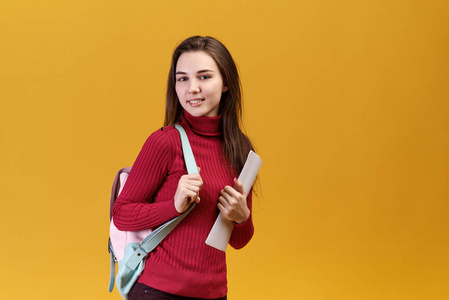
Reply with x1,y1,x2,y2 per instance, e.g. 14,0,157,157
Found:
112,129,180,231
228,190,255,249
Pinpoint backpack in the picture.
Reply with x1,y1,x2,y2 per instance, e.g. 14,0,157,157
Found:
108,124,198,300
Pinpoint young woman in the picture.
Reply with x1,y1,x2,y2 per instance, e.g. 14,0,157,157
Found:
112,36,256,300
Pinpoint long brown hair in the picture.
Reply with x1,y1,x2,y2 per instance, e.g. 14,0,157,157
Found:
164,36,254,175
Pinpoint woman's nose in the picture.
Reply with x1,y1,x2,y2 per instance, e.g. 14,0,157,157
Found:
188,80,200,94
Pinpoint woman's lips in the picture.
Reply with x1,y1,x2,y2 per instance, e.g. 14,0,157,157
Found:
188,99,204,107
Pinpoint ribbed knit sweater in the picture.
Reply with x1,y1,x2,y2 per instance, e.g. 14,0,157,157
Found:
112,111,254,299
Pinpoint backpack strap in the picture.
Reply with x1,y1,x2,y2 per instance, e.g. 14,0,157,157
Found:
109,124,198,291
123,124,198,269
174,124,199,175
124,203,195,269
109,167,132,221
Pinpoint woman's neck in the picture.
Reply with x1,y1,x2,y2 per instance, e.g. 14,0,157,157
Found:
182,110,222,137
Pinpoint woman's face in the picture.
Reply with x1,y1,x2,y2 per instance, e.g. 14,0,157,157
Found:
175,51,228,118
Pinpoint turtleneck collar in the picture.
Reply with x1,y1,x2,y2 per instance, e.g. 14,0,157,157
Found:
182,110,222,137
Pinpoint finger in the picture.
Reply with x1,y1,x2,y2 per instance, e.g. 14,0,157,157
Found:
219,190,232,203
233,178,246,196
217,202,234,221
184,190,197,200
218,195,228,204
186,174,203,187
180,177,202,190
186,185,199,196
186,179,203,188
185,184,200,194
183,174,202,181
219,194,235,210
217,202,226,214
222,185,241,199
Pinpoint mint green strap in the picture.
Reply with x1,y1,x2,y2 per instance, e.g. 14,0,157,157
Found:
108,247,115,292
124,203,194,269
174,124,198,174
113,124,198,281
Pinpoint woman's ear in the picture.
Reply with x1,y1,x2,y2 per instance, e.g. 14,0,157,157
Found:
222,85,229,92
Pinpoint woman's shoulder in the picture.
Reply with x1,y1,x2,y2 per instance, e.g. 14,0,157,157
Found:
149,125,183,140
142,125,181,151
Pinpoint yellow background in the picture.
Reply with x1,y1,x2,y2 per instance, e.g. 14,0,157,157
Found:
1,0,448,299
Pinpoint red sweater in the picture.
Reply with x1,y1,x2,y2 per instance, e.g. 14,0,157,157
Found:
112,111,254,299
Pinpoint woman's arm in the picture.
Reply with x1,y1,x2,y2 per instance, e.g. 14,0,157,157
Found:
112,130,180,231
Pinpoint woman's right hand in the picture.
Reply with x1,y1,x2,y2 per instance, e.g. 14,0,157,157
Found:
174,168,203,213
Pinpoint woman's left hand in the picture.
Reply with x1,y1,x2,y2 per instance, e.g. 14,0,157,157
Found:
218,178,250,224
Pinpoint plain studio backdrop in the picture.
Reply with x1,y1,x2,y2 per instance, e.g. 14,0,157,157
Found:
1,1,448,299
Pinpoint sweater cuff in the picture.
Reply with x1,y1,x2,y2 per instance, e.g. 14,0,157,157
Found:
156,200,181,223
233,211,252,229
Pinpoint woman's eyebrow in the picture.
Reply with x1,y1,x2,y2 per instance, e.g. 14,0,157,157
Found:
175,69,214,75
197,69,214,74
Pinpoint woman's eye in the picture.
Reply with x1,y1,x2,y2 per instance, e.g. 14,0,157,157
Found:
200,75,211,80
177,77,187,82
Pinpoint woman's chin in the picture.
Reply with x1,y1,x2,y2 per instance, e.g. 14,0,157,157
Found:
181,102,219,118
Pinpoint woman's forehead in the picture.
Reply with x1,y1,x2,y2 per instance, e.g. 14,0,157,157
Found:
176,51,219,73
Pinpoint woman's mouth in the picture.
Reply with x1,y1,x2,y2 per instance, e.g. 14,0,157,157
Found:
188,99,204,107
